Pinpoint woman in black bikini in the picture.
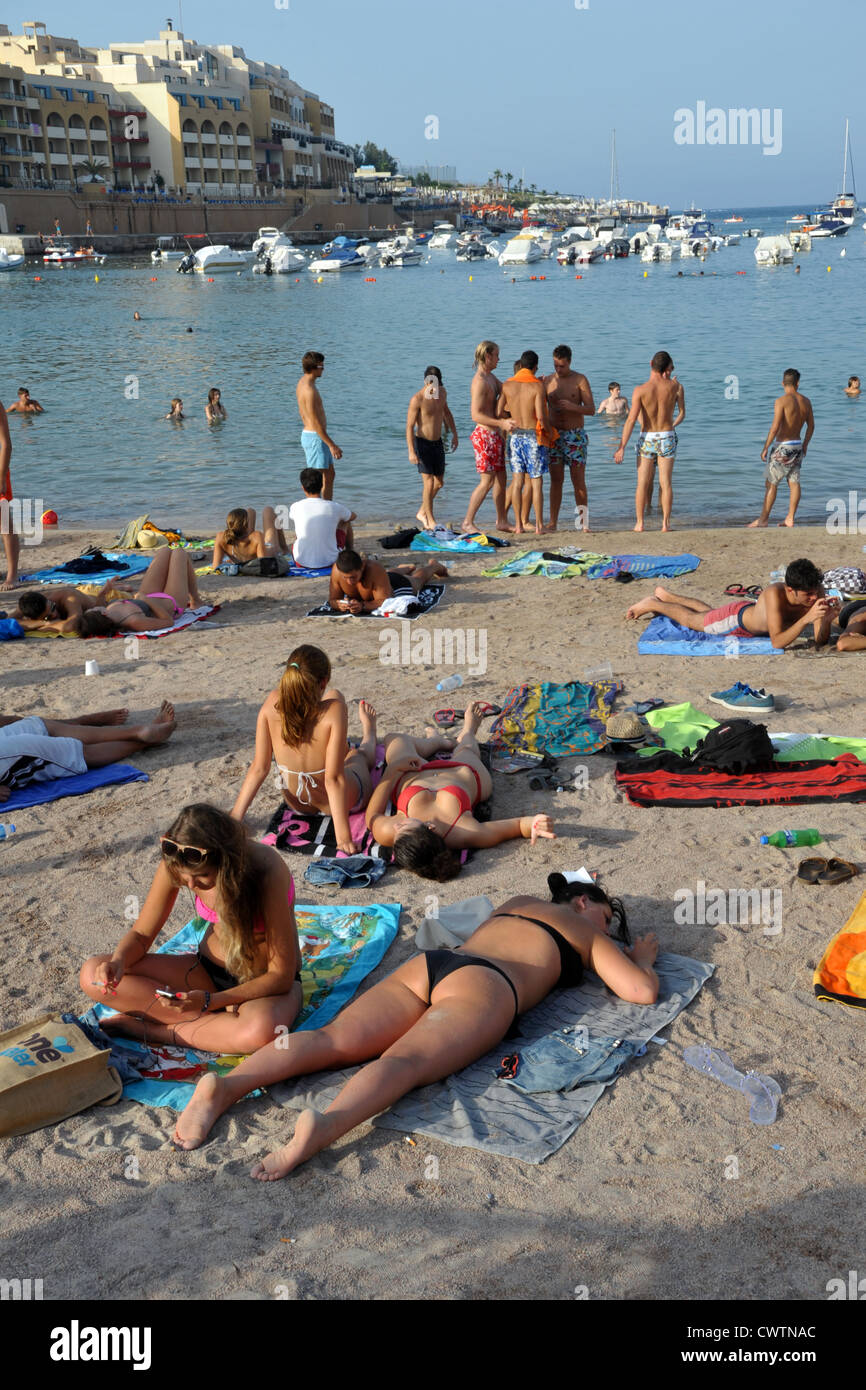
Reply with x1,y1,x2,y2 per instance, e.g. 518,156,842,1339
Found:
172,875,660,1162
367,702,555,879
77,548,203,636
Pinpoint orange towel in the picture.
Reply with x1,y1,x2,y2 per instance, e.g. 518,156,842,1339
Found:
506,370,559,447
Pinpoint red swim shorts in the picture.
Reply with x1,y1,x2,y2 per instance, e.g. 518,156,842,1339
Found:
0,470,11,503
471,424,505,474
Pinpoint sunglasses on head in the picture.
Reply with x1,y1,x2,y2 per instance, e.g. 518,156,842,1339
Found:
160,837,216,870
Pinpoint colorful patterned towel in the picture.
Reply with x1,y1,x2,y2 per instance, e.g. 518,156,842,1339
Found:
307,584,445,620
482,548,609,578
489,680,622,757
90,902,401,1109
410,529,501,554
584,553,701,580
814,891,866,1010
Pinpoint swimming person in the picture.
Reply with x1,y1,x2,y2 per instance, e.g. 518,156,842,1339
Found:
77,549,203,636
171,875,659,1159
211,507,289,570
165,398,185,421
296,350,342,501
80,803,302,1055
6,387,44,415
406,365,458,530
328,550,447,614
597,382,629,417
625,558,838,649
205,387,227,423
232,645,378,855
747,368,814,529
613,351,685,532
0,702,176,800
844,376,860,397
367,703,555,879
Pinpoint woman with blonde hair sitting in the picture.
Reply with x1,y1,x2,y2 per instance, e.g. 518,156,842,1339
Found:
80,803,302,1053
232,645,378,855
211,506,289,571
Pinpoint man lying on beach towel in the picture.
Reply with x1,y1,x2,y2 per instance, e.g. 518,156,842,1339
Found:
12,582,121,633
0,704,175,800
325,549,448,615
626,558,837,650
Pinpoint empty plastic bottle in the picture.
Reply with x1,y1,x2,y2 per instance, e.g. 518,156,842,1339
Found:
436,673,463,693
759,829,820,847
683,1045,781,1125
0,824,16,841
769,568,786,582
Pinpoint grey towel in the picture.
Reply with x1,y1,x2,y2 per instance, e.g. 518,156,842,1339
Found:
268,951,713,1163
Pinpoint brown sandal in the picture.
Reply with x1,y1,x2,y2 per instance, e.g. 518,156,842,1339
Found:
797,857,827,883
817,858,860,885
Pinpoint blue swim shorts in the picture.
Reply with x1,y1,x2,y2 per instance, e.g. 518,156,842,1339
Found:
301,430,332,470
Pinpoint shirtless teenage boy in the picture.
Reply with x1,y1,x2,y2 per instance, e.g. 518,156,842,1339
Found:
747,369,814,529
328,550,447,614
407,366,458,530
13,583,110,633
544,345,595,531
597,382,629,417
296,351,342,501
625,558,836,650
497,350,553,535
460,341,515,534
614,351,685,532
6,388,44,415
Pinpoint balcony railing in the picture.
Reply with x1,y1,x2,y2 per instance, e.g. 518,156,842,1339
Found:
109,108,146,119
111,132,148,143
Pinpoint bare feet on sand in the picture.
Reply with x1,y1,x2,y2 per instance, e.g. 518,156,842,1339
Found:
136,700,176,744
250,1107,333,1181
746,518,768,528
633,522,645,533
173,1073,230,1150
778,518,795,527
653,586,676,601
82,708,129,726
626,597,657,620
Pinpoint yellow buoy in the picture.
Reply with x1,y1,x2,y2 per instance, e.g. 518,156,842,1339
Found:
317,276,323,283
94,274,99,282
469,275,473,281
827,266,831,272
643,270,648,277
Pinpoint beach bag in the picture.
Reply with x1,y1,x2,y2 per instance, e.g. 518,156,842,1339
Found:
687,719,775,776
0,1012,122,1137
239,555,290,577
824,566,866,596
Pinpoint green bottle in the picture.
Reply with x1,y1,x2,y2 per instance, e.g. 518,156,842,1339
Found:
759,829,821,847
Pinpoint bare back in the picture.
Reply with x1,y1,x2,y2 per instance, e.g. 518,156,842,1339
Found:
636,375,680,431
773,390,810,441
296,374,326,432
264,688,346,811
500,378,546,429
411,385,447,441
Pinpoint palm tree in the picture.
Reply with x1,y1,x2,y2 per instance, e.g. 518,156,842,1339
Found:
75,157,109,179
492,168,503,195
505,171,513,196
530,183,537,199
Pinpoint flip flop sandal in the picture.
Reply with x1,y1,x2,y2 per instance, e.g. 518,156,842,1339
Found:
724,584,748,596
817,858,860,884
744,585,763,599
473,702,502,719
627,698,666,715
432,708,464,726
529,773,554,791
797,857,828,883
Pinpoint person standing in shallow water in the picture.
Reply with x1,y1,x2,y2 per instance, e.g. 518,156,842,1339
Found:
613,350,685,533
748,368,814,529
296,351,342,501
406,366,458,530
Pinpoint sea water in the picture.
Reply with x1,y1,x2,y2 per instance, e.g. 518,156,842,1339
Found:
2,205,863,532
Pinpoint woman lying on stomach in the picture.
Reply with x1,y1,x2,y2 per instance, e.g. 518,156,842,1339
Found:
172,874,659,1169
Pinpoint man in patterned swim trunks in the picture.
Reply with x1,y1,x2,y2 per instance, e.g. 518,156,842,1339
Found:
461,341,515,534
748,368,814,529
497,351,553,535
614,350,685,532
544,345,595,532
624,558,837,650
0,400,18,592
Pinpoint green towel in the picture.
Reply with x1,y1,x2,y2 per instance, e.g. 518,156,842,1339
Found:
774,734,866,763
643,702,719,754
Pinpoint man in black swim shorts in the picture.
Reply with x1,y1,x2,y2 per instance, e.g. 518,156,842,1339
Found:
406,365,458,530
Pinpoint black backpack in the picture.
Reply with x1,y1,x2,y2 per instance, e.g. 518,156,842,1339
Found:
686,719,775,776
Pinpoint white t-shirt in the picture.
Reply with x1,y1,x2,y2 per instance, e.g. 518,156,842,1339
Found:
289,497,352,570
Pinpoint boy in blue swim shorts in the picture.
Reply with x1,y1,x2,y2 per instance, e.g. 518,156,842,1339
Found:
296,350,342,500
498,351,553,535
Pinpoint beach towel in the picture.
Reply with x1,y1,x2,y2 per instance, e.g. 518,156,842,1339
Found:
409,528,503,554
637,615,781,656
22,552,152,588
615,753,866,808
263,800,393,863
1,763,148,812
483,548,608,579
200,559,332,579
814,890,866,1010
86,604,221,640
0,618,24,641
268,951,713,1163
90,903,401,1109
489,679,622,757
584,553,701,580
307,584,444,620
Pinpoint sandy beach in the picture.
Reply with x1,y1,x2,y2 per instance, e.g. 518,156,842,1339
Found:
1,519,863,1302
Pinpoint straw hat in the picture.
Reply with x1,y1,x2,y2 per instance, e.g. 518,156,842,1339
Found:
606,712,646,743
138,530,166,549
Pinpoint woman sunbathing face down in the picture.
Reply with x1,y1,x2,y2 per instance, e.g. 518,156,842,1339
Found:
171,873,659,1166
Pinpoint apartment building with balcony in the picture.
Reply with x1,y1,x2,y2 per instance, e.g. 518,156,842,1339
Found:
0,21,354,196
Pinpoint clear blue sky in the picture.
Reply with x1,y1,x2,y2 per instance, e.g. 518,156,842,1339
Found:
15,0,864,206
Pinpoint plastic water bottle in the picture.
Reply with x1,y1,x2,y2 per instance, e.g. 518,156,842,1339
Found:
683,1045,781,1125
759,829,820,847
436,673,463,693
769,568,785,582
0,824,16,841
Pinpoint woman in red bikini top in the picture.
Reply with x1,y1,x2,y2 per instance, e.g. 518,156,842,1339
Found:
366,702,556,880
80,803,302,1055
77,548,203,637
